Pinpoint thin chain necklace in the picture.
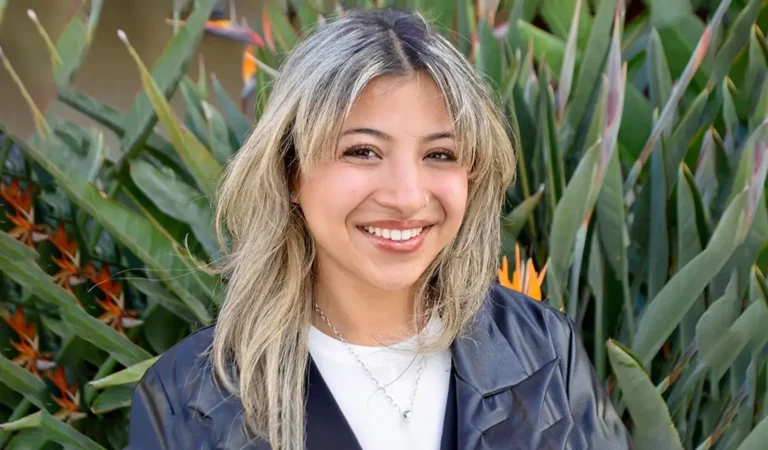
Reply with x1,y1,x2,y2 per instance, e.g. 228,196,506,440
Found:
312,303,426,420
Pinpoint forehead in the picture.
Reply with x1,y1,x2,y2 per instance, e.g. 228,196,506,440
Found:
342,73,454,137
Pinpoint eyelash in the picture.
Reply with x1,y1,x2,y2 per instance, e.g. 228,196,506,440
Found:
343,146,457,162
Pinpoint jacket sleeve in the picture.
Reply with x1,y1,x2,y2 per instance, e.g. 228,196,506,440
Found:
126,365,184,450
562,316,635,449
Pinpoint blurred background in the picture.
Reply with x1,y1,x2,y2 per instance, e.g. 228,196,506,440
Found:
2,0,768,449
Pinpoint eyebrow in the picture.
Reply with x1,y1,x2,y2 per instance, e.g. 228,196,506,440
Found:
342,127,455,143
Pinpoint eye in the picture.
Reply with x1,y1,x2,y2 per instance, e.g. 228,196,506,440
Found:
426,149,457,162
343,145,379,159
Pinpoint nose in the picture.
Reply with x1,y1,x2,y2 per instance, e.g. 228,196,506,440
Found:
373,157,428,215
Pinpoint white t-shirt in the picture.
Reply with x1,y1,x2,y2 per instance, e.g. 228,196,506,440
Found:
307,316,452,450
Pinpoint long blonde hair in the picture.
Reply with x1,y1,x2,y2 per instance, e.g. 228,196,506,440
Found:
210,8,516,449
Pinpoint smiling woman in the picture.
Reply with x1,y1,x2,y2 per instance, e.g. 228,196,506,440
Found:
126,8,633,450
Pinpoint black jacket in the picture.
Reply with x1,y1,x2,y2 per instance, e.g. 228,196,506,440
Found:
127,284,634,449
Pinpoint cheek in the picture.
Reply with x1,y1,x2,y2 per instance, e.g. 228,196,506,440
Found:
299,167,371,227
433,170,469,224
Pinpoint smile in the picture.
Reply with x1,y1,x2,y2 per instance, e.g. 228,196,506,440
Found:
356,224,432,253
361,226,423,241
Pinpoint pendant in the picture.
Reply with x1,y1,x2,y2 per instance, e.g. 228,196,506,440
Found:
403,410,412,419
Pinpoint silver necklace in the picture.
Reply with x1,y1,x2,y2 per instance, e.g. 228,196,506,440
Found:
312,303,426,420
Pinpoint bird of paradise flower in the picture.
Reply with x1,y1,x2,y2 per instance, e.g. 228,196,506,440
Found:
498,244,549,302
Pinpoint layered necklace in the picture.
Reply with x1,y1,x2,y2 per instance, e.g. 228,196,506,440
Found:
312,303,426,420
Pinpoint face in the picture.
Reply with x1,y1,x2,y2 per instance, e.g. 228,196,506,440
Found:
295,73,469,293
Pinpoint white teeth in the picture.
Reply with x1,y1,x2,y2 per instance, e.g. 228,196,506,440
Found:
362,226,425,242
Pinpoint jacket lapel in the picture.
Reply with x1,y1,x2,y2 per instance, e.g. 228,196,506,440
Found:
450,303,561,450
305,360,363,450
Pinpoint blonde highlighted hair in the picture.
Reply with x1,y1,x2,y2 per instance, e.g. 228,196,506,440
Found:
210,8,516,450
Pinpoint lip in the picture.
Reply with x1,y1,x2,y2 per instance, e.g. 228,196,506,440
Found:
357,219,433,229
357,224,432,253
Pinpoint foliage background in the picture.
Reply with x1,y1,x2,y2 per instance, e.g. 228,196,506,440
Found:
2,0,768,449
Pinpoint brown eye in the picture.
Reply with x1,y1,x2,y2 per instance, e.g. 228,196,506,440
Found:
343,146,379,159
427,150,457,161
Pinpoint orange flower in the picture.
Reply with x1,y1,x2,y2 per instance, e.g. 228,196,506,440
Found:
2,307,56,377
0,178,34,216
5,209,47,248
47,366,86,423
498,244,549,301
84,261,122,301
2,306,35,342
51,255,87,295
48,222,78,261
96,292,142,334
242,44,256,83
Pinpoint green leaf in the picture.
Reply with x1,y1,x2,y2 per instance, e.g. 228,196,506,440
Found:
502,184,544,238
632,189,748,365
538,64,566,207
202,100,236,166
540,0,592,44
54,0,103,86
120,33,222,199
647,141,669,301
557,0,582,122
211,73,250,144
0,411,105,450
624,0,730,197
744,25,768,103
504,0,540,50
547,140,601,310
516,20,566,76
607,339,684,450
695,275,741,359
89,356,160,390
90,386,136,414
12,137,214,325
670,288,768,410
648,0,692,28
128,277,199,323
588,229,606,378
143,306,188,353
0,354,49,411
721,78,740,156
562,0,617,149
264,4,298,54
6,429,47,450
665,88,709,188
596,142,633,335
647,28,674,111
476,19,502,91
738,415,768,449
676,164,707,346
710,0,764,85
118,0,215,161
751,79,768,133
0,0,7,25
0,235,152,367
129,159,218,258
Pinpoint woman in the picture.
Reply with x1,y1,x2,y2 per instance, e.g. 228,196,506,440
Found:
127,8,632,450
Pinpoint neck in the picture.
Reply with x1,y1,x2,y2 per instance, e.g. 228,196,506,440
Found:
312,267,420,346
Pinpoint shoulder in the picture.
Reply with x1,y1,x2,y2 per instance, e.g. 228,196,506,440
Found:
484,283,575,343
137,325,218,407
478,283,578,372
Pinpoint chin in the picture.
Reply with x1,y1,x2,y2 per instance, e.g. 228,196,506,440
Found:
360,269,424,292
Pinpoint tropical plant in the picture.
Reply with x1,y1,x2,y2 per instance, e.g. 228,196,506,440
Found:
1,0,768,448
